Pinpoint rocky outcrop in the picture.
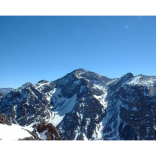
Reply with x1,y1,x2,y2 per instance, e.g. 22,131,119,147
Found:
36,121,61,140
19,121,61,140
0,113,11,125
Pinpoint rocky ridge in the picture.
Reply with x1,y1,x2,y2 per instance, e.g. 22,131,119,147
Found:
0,69,156,140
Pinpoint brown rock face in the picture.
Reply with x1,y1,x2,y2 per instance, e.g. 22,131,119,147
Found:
36,122,61,140
37,121,47,133
20,122,61,140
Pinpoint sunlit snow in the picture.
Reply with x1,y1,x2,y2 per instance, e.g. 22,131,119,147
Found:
0,124,32,140
50,94,77,126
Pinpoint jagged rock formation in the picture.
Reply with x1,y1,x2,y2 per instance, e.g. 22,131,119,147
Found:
0,83,52,125
0,69,156,140
36,121,61,140
0,113,11,125
103,74,156,140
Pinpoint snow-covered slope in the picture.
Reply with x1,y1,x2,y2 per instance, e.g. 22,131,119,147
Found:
0,124,32,140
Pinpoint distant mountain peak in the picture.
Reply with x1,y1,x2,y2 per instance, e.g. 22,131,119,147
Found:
37,80,49,84
0,88,14,95
73,68,86,72
123,72,134,78
73,68,86,78
21,82,33,87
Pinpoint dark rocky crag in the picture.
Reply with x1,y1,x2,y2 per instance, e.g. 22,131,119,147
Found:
0,82,52,126
36,120,61,140
103,74,156,140
0,113,11,125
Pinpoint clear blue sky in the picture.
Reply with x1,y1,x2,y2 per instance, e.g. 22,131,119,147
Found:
0,16,156,88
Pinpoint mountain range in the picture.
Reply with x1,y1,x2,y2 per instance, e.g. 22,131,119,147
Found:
0,68,156,140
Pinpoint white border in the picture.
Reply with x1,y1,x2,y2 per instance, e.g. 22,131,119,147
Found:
0,0,156,15
0,1,156,156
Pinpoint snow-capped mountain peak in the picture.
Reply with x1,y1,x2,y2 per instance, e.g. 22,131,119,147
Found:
0,69,156,140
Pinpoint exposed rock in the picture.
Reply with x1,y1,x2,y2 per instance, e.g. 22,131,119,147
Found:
0,113,11,125
76,133,85,140
37,80,49,84
36,121,61,140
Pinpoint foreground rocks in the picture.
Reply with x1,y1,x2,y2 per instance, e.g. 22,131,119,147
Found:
20,121,61,140
36,121,61,140
0,113,61,140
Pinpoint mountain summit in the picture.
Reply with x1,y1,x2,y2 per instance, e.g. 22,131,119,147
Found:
0,69,156,140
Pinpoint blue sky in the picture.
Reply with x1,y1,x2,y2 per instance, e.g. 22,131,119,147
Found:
0,16,156,88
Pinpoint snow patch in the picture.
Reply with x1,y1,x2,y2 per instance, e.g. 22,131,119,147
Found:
0,124,32,140
127,76,156,87
51,94,77,126
92,122,103,140
82,133,88,140
38,130,47,140
127,76,141,85
93,84,108,108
